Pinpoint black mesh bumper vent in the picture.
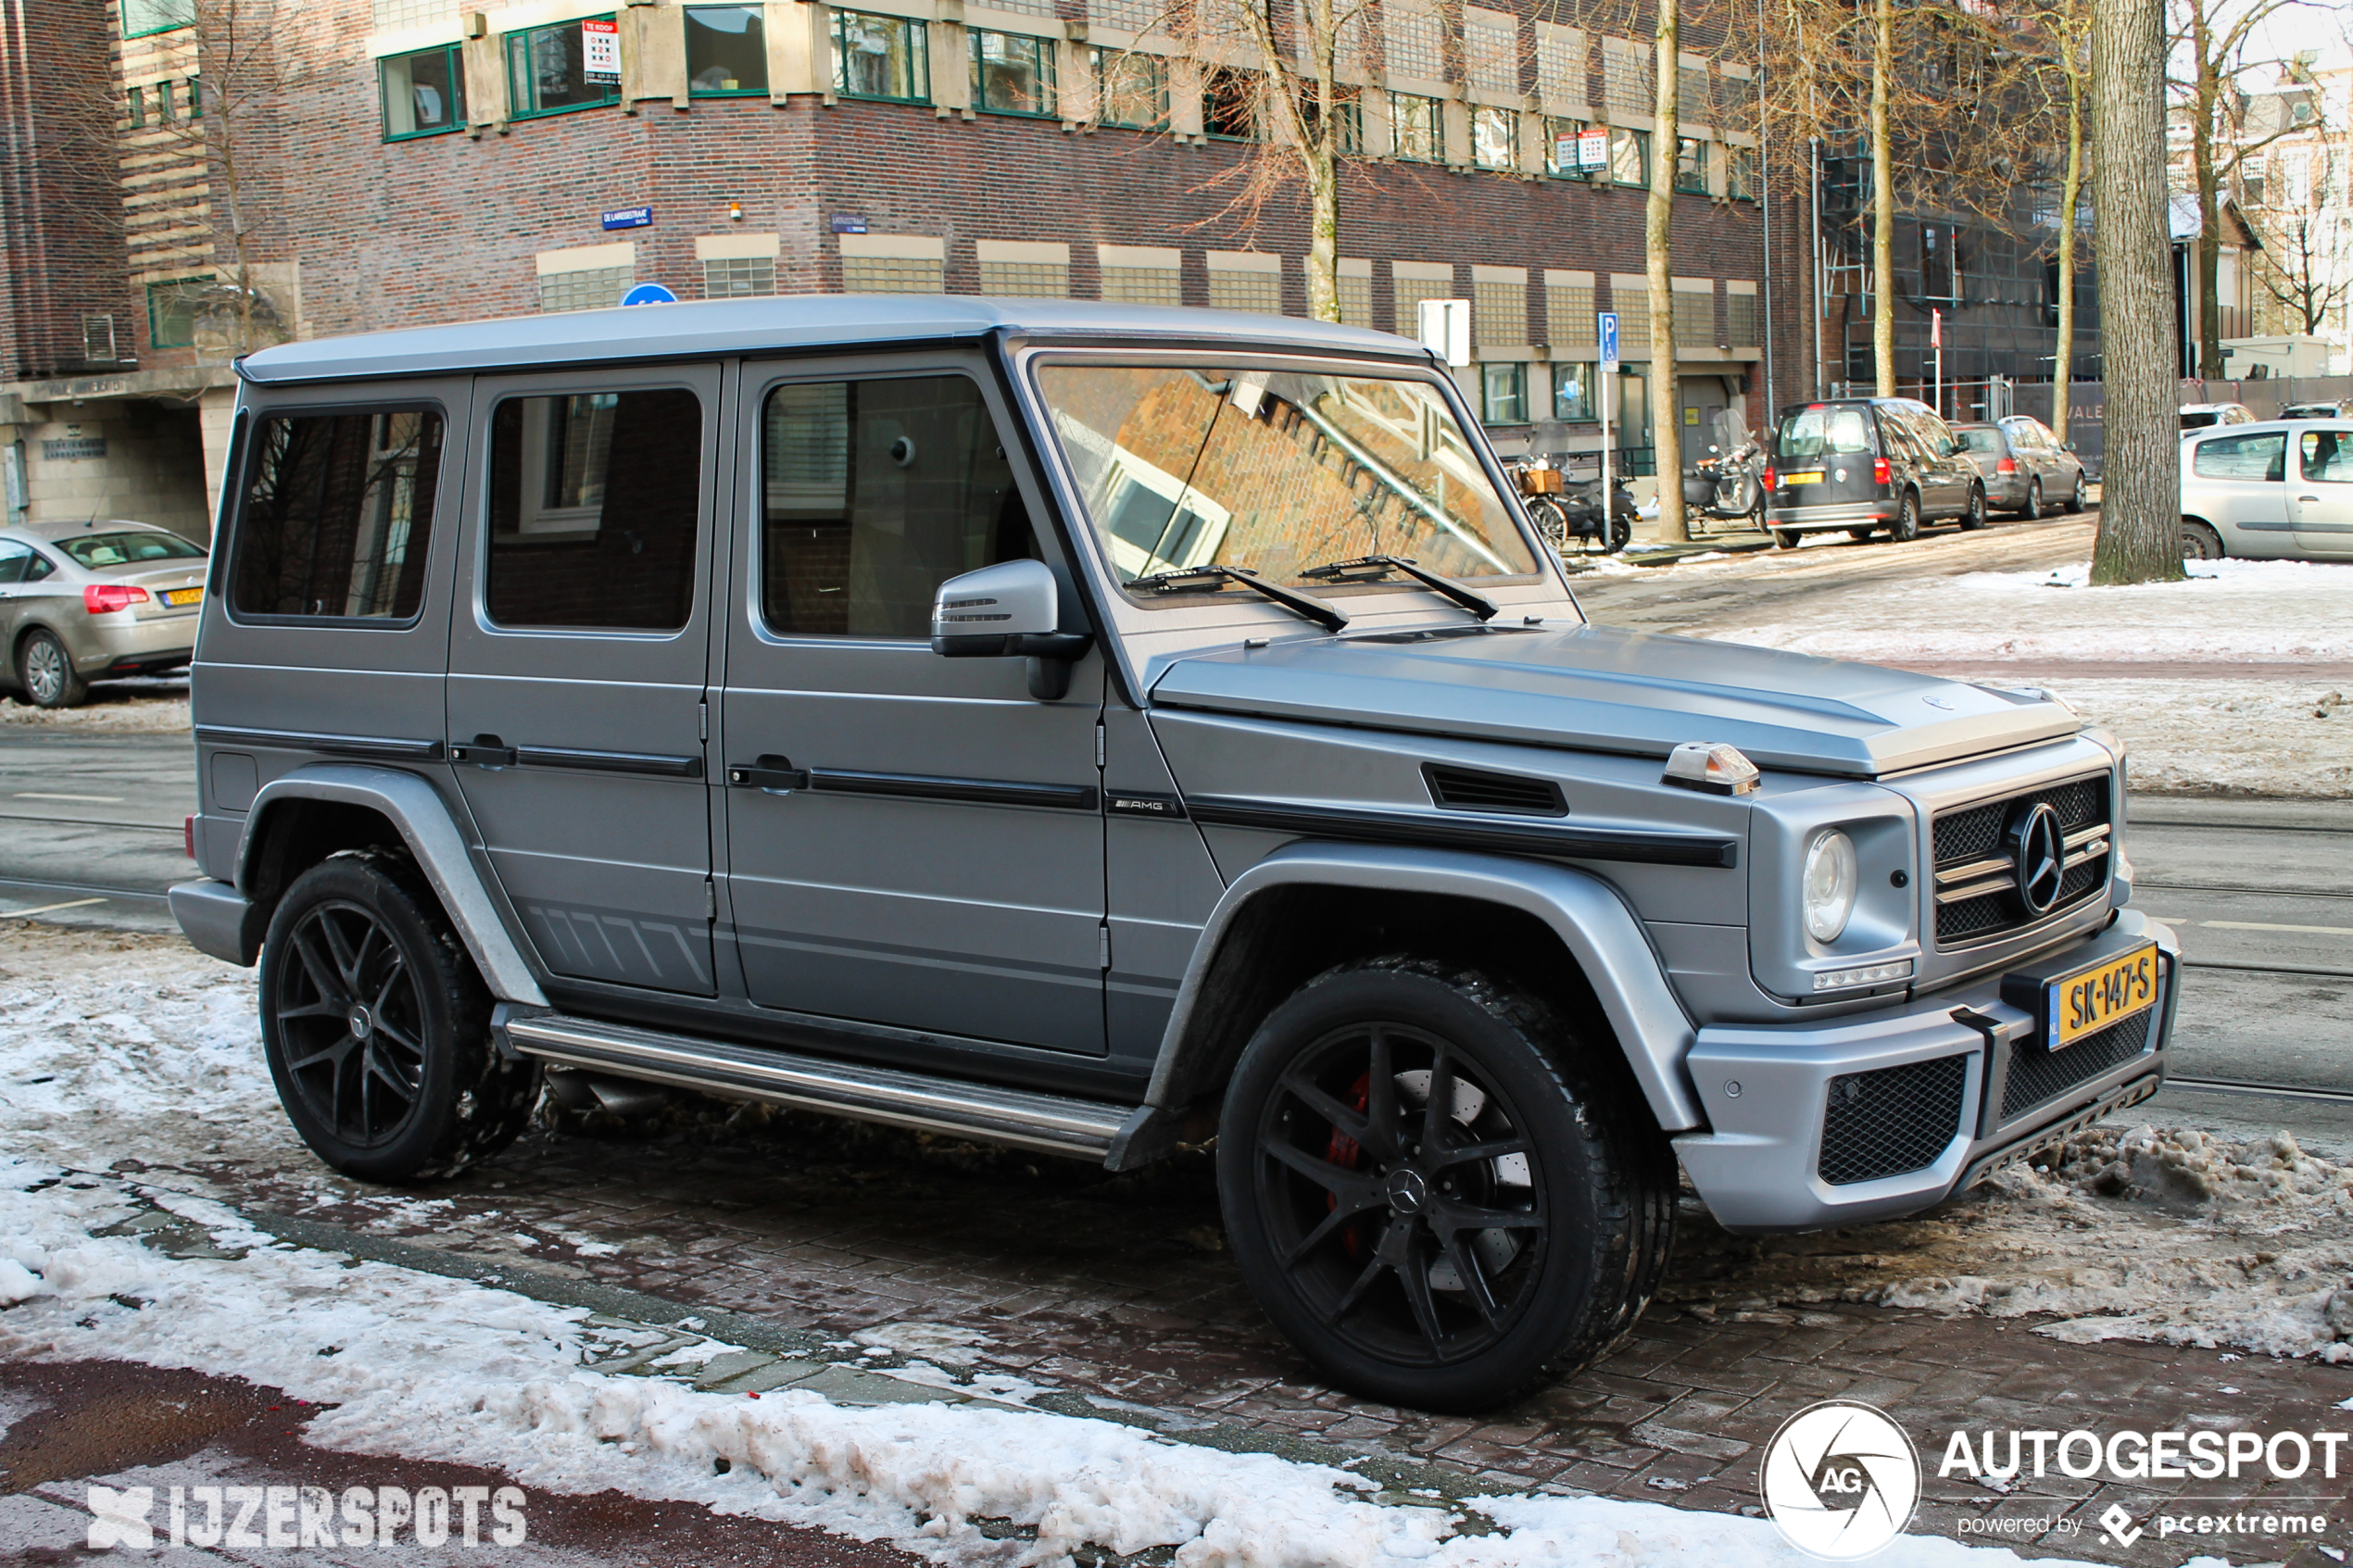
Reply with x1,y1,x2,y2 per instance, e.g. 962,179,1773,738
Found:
1422,763,1567,817
2000,1007,2157,1121
1818,1055,1969,1186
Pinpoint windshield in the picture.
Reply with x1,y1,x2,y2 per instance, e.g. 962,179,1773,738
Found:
1035,364,1539,592
1777,408,1872,460
57,530,205,569
1954,428,2003,454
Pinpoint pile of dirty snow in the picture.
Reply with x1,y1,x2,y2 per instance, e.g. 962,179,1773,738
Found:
1668,1125,2353,1361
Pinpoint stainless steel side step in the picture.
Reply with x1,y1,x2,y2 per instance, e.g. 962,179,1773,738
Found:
502,1012,1139,1161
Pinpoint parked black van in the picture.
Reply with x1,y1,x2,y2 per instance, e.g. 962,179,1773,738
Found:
1765,397,1987,548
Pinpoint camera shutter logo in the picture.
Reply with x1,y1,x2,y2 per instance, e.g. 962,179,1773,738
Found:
1758,1399,1920,1559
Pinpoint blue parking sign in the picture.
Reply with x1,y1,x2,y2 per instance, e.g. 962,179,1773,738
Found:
1599,312,1619,373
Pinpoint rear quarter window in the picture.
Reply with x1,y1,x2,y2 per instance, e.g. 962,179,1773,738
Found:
231,408,444,621
2192,432,2286,482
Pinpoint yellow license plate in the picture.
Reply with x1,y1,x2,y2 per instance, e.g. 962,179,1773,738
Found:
1783,471,1823,486
2047,941,2159,1050
163,587,204,607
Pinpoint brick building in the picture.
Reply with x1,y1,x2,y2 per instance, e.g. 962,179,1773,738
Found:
2,0,1793,539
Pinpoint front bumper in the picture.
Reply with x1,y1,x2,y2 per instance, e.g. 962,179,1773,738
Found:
1673,909,2179,1233
1767,499,1894,531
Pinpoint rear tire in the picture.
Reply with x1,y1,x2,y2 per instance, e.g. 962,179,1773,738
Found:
1217,959,1676,1412
260,849,540,1183
17,629,87,709
2020,478,2043,521
2181,519,2226,561
1889,490,1922,543
1772,529,1801,550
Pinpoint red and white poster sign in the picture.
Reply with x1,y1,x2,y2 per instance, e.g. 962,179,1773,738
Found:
583,18,620,83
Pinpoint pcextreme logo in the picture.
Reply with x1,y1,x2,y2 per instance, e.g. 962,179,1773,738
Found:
1758,1399,1923,1560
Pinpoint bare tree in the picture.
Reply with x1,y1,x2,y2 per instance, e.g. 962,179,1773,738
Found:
2028,0,2091,442
2245,133,2353,337
1649,0,1688,539
2092,0,2184,583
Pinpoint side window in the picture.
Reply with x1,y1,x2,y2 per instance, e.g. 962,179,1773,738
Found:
759,375,1035,639
1874,410,1919,461
0,540,30,584
2193,433,2287,482
486,388,703,631
231,408,443,621
2300,430,2352,484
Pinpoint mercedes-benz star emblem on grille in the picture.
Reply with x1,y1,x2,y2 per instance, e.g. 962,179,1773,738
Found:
2006,801,2066,915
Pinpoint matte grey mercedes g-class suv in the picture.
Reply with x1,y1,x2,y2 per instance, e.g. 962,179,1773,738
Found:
171,296,2176,1411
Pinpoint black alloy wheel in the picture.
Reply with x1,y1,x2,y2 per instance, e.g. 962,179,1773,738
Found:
1959,485,1989,531
2021,478,2043,520
1889,489,1923,543
261,850,539,1182
2065,475,2084,513
1605,504,1634,555
1772,529,1802,550
2181,520,2226,561
1218,960,1675,1411
17,629,86,709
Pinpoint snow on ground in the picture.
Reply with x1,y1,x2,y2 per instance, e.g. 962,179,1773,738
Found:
0,1166,2093,1568
0,688,189,732
2038,680,2353,796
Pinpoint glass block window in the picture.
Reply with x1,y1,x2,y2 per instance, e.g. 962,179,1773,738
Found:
1610,125,1648,186
1552,362,1597,421
1338,270,1374,329
687,6,769,95
1095,49,1167,128
1101,263,1181,304
1208,266,1282,314
1472,105,1516,169
1675,136,1707,194
382,45,467,139
1089,0,1166,32
1481,363,1527,425
372,0,454,29
835,11,929,102
842,256,945,293
1673,284,1714,341
1384,0,1445,82
1547,281,1596,347
539,266,634,312
981,0,1058,16
704,257,777,297
1463,7,1516,94
1727,287,1759,345
980,259,1071,295
1678,65,1711,125
1602,39,1650,120
973,31,1057,117
506,17,622,119
1473,277,1526,345
1391,92,1441,161
1391,270,1454,335
1611,285,1651,348
1535,27,1583,102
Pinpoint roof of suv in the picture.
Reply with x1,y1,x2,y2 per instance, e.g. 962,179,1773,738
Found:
240,295,1425,385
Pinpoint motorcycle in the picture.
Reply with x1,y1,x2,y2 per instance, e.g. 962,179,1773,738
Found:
1681,437,1766,529
1512,455,1634,556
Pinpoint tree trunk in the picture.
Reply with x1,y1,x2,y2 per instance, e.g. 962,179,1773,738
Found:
1299,0,1340,323
2189,6,2224,381
2089,0,2183,584
1648,0,1685,542
1869,0,1894,397
2050,44,2082,444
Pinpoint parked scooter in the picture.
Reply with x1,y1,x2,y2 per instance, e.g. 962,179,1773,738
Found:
1681,436,1766,527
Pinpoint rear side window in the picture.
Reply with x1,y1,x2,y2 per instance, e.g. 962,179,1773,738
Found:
1954,429,2002,454
232,409,444,621
59,530,205,568
759,374,1035,639
0,540,31,583
2193,433,2286,482
485,388,703,631
1777,407,1872,460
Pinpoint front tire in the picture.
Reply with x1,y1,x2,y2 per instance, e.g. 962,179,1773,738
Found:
1959,484,1988,531
1772,529,1801,550
1217,960,1675,1411
260,850,540,1183
17,629,87,709
2181,519,2226,560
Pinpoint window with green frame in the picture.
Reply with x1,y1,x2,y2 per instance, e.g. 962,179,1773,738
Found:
1551,361,1597,422
686,6,768,94
122,0,193,40
972,30,1056,117
1675,136,1708,195
1609,125,1648,186
1391,92,1441,161
1543,116,1589,177
834,11,928,102
382,45,467,139
125,83,145,129
505,17,620,119
1201,66,1259,139
1296,82,1361,153
1727,144,1757,201
1093,48,1166,130
1481,362,1528,425
1471,105,1516,170
146,278,210,350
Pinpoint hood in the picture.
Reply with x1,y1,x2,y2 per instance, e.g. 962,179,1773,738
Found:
1146,624,2080,778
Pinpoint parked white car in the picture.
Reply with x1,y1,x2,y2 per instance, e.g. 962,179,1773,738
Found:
2179,418,2353,560
2179,402,2256,431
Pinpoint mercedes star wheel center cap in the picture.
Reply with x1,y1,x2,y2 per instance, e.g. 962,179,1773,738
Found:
2007,801,2066,916
347,1003,375,1039
1385,1168,1429,1215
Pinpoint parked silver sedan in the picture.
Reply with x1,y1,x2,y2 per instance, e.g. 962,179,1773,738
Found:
2179,419,2353,560
0,519,208,707
1950,417,2087,518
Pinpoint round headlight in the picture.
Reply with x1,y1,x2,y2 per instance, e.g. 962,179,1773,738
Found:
1802,830,1859,943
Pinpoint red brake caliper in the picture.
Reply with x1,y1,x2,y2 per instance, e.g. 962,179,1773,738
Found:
1325,1071,1373,1260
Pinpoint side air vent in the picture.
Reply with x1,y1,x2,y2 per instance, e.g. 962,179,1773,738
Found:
1422,763,1567,817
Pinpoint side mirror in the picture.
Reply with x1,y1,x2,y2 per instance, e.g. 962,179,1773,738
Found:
2064,440,2076,452
930,558,1095,701
1707,443,1720,454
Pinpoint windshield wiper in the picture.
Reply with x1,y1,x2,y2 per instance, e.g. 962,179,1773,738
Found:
1297,554,1500,621
1127,565,1350,633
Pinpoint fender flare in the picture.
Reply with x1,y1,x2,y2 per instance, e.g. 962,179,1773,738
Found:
1142,842,1704,1133
239,764,548,1007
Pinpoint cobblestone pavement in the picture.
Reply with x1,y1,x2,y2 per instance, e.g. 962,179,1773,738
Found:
99,1100,2353,1568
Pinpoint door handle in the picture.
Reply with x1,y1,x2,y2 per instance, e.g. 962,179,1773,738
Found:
450,734,518,766
2299,495,2321,503
727,754,808,792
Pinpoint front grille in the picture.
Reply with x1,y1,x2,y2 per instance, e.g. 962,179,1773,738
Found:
1931,773,2111,948
1818,1054,1969,1186
1422,763,1567,817
2000,1007,2156,1121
